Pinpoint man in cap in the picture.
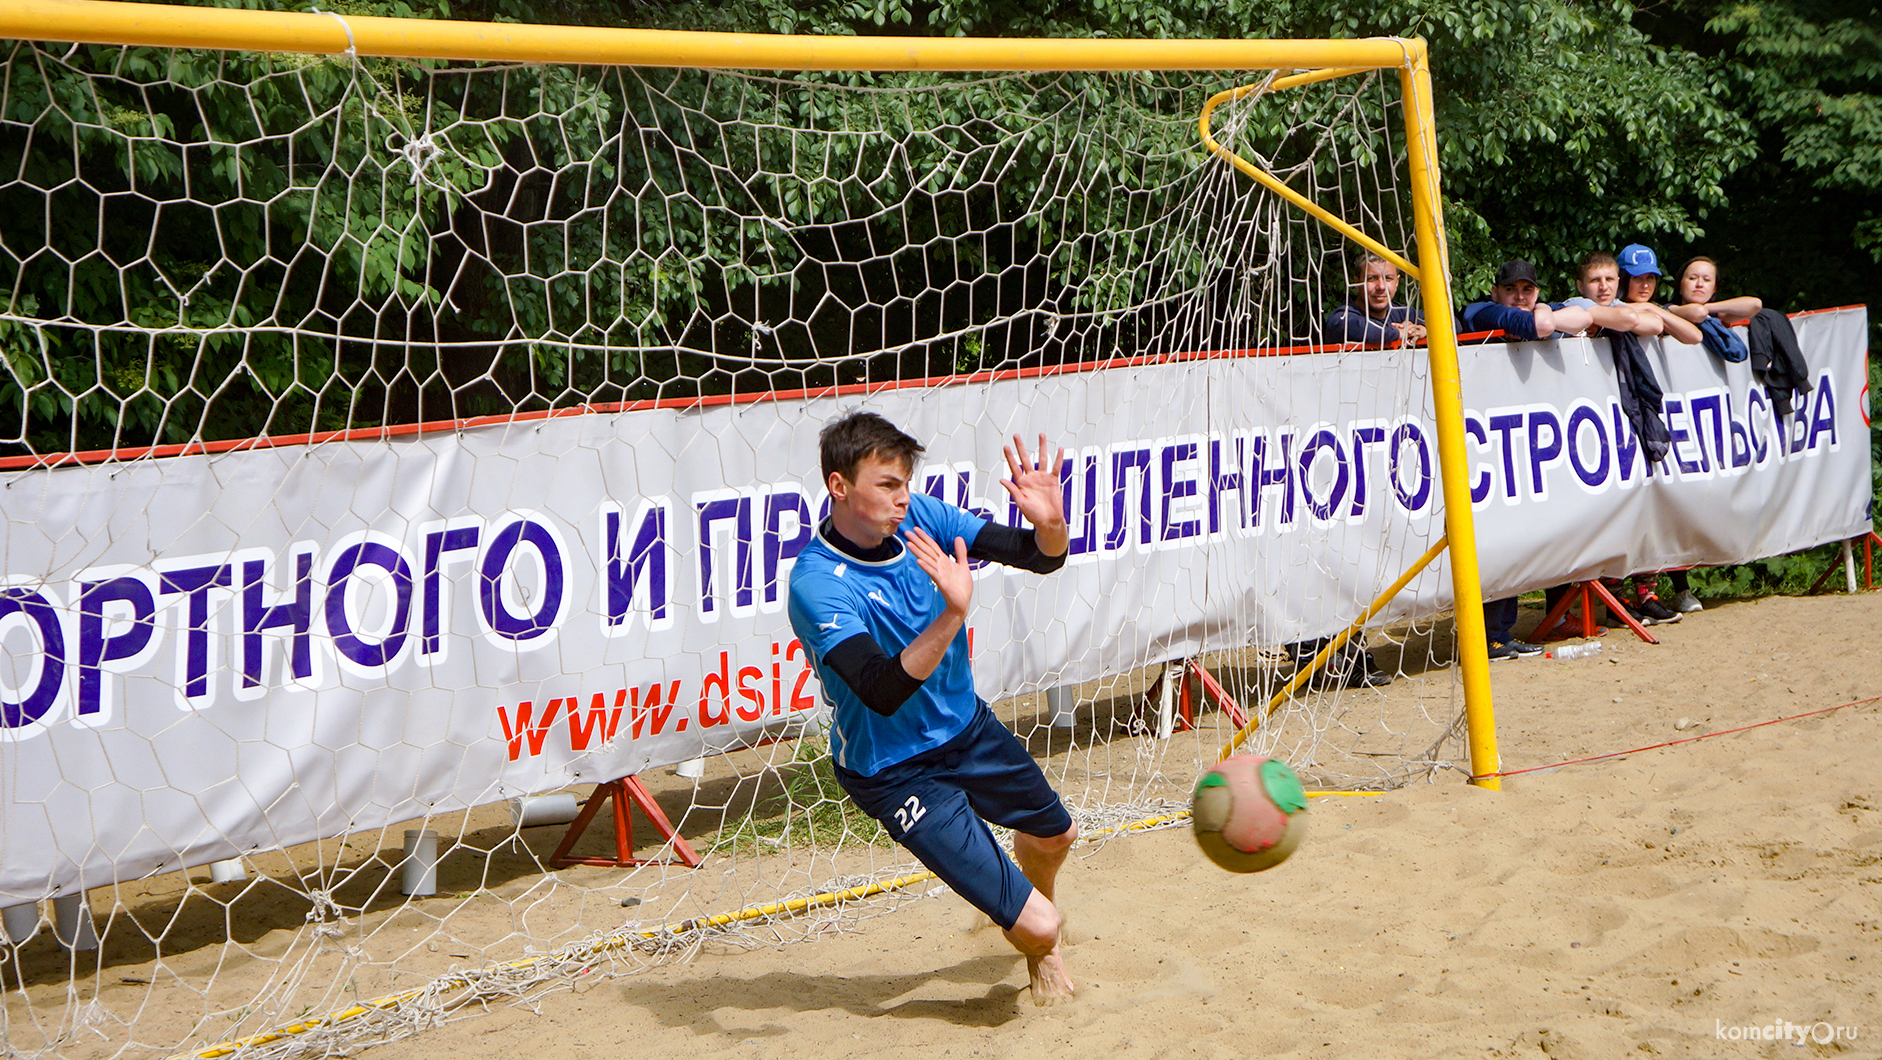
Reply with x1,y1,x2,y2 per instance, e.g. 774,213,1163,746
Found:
1460,259,1601,340
1457,260,1606,658
1558,250,1695,341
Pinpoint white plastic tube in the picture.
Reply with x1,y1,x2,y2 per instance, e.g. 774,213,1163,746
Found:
52,894,98,951
401,830,439,896
1047,685,1077,728
510,793,581,828
2,902,39,945
209,858,248,883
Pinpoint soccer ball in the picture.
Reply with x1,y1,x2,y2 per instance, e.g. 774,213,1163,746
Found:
1191,755,1309,873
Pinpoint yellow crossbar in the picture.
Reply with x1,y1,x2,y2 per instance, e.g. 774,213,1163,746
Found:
4,3,1417,71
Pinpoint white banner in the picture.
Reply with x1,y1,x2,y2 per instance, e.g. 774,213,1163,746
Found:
0,307,1868,898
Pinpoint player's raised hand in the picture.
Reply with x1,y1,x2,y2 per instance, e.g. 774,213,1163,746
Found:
904,525,973,617
1001,433,1067,531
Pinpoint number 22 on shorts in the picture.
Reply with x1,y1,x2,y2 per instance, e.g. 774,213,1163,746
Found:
892,794,926,834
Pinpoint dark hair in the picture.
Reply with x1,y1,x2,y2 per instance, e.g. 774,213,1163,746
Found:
1623,270,1661,299
819,411,924,484
1677,256,1717,282
1577,251,1617,281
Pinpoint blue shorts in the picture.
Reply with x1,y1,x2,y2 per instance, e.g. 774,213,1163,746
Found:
835,705,1073,930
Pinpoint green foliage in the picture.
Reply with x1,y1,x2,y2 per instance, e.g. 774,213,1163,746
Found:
0,29,498,453
620,0,1759,301
1635,0,1882,345
5,2,1406,454
1393,0,1755,298
1704,1,1882,241
3,0,1875,614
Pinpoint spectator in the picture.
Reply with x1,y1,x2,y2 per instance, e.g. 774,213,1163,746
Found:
1609,243,1696,623
1459,259,1585,660
1670,257,1763,326
1615,244,1704,344
1460,259,1598,340
1680,259,1811,421
1536,251,1652,635
1324,254,1428,347
1558,251,1686,339
1655,253,1765,615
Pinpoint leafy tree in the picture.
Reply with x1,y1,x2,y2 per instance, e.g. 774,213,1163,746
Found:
613,0,1759,297
0,0,1863,466
1636,0,1881,338
0,39,510,453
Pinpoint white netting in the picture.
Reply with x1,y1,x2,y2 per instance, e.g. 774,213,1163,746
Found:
0,32,1462,1060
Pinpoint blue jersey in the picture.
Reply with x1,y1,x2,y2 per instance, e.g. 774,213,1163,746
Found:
787,492,992,776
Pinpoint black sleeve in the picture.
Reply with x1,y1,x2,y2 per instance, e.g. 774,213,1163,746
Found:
967,520,1067,574
821,632,926,717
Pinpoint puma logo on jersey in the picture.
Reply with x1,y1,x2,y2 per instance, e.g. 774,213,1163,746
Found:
867,591,889,606
817,617,843,632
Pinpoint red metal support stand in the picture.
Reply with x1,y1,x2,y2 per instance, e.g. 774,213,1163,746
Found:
1131,659,1252,734
1186,659,1252,730
1807,532,1882,594
1531,580,1659,645
548,775,702,870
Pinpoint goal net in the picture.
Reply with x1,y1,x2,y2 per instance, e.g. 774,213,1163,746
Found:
0,20,1473,1058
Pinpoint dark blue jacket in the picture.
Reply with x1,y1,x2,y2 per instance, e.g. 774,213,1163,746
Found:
1323,302,1424,346
1460,300,1545,340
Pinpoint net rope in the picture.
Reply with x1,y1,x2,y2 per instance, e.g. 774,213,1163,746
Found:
0,36,1462,1059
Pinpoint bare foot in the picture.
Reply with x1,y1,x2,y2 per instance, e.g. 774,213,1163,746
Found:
1027,941,1075,1006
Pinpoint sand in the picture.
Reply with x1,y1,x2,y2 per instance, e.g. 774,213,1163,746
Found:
354,590,1882,1060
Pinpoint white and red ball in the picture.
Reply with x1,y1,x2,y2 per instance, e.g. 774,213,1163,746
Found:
1191,755,1308,873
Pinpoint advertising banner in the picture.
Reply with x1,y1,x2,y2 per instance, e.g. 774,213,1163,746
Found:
0,307,1867,897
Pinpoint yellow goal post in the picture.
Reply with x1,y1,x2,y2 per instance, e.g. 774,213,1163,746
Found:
1,0,1500,788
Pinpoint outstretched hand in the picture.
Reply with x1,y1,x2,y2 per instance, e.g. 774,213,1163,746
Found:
904,526,973,617
1001,433,1067,532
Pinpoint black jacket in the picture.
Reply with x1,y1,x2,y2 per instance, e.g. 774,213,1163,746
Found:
1611,331,1671,465
1746,309,1811,419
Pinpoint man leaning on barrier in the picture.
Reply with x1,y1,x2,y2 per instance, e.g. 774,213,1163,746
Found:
1324,254,1428,347
1457,260,1602,660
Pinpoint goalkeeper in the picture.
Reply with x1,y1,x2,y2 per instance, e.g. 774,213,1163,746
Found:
787,411,1077,1005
